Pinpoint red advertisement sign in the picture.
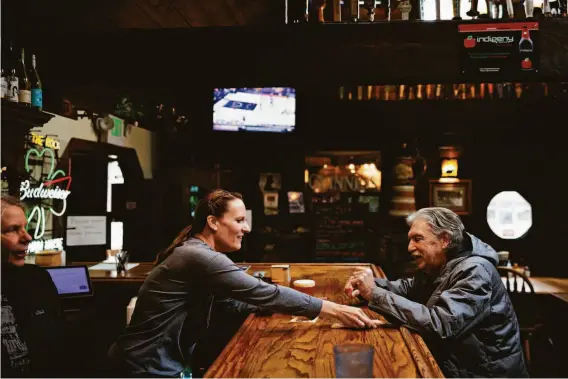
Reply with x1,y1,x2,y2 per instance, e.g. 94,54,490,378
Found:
458,22,539,77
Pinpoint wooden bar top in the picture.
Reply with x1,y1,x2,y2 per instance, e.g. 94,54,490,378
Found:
530,277,568,294
204,263,443,378
70,262,154,283
552,293,568,303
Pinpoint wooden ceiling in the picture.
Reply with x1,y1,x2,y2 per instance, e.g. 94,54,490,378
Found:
3,0,283,29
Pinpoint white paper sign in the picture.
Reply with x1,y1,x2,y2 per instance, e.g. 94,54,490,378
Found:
66,216,107,246
246,210,252,231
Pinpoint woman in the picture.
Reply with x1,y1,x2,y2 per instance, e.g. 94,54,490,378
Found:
109,189,379,377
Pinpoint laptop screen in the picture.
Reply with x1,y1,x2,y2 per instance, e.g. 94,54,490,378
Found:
45,266,94,297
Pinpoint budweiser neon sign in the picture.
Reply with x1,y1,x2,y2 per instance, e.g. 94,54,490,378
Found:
21,140,72,243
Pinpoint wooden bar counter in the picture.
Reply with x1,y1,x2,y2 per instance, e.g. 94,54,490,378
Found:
70,262,154,284
204,263,443,378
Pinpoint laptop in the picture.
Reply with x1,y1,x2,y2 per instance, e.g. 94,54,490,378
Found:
45,265,94,298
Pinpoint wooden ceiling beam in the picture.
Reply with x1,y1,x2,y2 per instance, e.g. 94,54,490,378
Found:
242,0,281,25
224,0,247,25
170,0,212,27
108,0,161,28
135,0,192,28
195,0,238,27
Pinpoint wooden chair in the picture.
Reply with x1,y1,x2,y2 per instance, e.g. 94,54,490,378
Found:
499,266,534,294
497,267,543,369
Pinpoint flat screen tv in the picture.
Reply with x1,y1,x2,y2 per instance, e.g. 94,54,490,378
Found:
213,87,296,133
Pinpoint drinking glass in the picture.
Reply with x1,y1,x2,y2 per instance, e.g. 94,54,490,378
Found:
334,344,374,378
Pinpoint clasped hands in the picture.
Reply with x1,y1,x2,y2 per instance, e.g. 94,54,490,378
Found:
344,267,377,301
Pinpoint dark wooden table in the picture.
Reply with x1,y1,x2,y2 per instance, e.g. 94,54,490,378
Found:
71,262,154,284
203,263,443,378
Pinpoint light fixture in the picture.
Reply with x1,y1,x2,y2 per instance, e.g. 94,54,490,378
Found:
95,115,115,132
441,159,458,177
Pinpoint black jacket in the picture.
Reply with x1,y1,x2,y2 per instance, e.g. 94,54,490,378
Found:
1,264,65,377
369,233,528,378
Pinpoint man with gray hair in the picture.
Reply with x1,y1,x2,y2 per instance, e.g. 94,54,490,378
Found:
1,195,65,377
345,207,528,377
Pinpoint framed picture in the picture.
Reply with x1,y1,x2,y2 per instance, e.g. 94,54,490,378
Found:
429,180,472,215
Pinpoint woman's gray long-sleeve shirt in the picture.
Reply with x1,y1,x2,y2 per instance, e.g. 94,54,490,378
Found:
108,238,322,377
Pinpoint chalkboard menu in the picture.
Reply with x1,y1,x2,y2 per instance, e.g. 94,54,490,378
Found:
313,193,369,263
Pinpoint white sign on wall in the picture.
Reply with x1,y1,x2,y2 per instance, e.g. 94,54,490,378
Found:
66,216,107,246
246,210,252,231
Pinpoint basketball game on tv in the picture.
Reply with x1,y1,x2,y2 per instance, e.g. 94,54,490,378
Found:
213,87,296,133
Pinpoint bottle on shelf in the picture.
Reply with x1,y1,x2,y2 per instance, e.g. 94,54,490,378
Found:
5,41,19,103
416,84,424,100
506,259,513,278
398,84,407,100
479,83,486,99
366,85,373,100
348,0,360,21
308,0,327,22
29,54,42,111
426,84,434,100
435,84,443,100
468,83,476,99
285,0,309,24
1,39,7,99
1,66,6,100
16,48,31,107
407,85,416,100
325,0,342,21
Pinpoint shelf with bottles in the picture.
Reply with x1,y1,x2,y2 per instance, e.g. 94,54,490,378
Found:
1,39,43,111
338,82,568,101
287,0,566,24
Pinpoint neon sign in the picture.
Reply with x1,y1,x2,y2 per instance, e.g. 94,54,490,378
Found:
30,133,60,150
27,238,64,253
21,138,72,245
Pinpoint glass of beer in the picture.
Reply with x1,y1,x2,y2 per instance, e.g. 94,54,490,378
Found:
293,279,316,296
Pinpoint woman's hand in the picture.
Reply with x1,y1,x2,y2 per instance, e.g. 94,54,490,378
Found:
320,300,382,329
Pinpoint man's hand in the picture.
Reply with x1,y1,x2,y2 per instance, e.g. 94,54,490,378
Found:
320,300,383,329
348,267,376,301
344,275,355,297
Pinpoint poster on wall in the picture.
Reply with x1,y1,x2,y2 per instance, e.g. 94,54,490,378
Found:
66,216,107,246
259,173,282,193
263,192,279,216
245,210,253,231
458,22,539,78
287,192,305,214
